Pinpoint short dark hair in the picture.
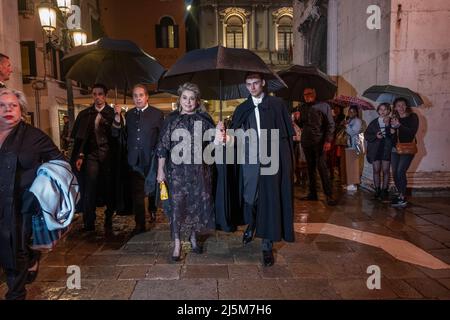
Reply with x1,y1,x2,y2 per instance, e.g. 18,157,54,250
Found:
376,102,391,113
393,97,410,108
349,105,359,115
244,72,265,81
92,83,108,94
0,53,9,62
133,84,149,96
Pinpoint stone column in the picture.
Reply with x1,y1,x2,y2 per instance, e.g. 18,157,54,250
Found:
327,0,338,76
214,4,220,45
293,0,305,65
251,5,257,50
0,0,22,90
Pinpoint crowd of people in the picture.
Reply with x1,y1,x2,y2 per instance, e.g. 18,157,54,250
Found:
0,51,420,300
291,92,419,209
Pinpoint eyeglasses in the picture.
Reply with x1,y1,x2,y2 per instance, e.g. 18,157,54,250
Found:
0,102,20,110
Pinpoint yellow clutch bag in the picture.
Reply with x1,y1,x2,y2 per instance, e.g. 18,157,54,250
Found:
160,181,168,200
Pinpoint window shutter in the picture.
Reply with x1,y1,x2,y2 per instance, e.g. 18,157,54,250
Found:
155,24,162,48
173,25,179,48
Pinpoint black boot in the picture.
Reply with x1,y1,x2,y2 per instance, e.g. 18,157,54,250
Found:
373,187,381,200
380,189,390,202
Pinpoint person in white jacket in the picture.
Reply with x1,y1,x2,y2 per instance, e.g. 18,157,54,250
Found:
344,105,363,191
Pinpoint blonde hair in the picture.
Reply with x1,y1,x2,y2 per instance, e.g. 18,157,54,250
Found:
0,88,28,118
176,82,206,112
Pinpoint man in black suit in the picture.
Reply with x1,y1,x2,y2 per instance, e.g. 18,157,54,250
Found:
216,73,295,267
0,53,13,88
299,87,337,206
71,83,116,232
113,84,164,233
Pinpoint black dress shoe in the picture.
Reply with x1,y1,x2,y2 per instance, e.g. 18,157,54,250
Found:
82,225,95,232
262,250,274,267
171,254,181,262
242,226,255,245
326,196,337,206
26,261,40,284
301,194,319,201
191,245,203,254
131,225,146,235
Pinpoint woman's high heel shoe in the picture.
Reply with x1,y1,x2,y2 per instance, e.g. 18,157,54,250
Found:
171,243,181,262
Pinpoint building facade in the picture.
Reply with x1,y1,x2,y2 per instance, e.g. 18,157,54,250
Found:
196,0,294,119
98,0,187,69
294,0,450,190
0,0,102,148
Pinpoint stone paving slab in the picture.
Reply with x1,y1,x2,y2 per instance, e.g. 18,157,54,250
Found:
227,265,260,280
181,265,229,279
218,279,283,300
422,214,450,230
118,266,149,280
91,280,137,300
116,254,158,266
404,278,450,299
131,279,218,300
58,280,102,300
277,279,341,300
329,278,398,299
146,264,182,280
382,278,423,299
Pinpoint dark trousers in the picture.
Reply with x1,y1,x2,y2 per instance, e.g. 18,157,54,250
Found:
391,152,414,196
131,170,156,228
244,195,272,252
83,157,114,228
302,144,333,197
5,198,39,300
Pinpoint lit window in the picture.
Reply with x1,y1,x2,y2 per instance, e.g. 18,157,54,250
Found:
226,15,243,49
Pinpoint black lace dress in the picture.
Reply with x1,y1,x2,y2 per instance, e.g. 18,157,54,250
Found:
156,111,216,239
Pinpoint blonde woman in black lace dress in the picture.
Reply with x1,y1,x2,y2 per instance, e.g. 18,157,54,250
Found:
156,83,220,261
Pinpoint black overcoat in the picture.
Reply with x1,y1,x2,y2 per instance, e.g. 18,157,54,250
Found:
216,95,295,242
0,122,64,269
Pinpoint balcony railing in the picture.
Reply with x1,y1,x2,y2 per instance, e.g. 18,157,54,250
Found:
18,0,35,17
277,50,292,65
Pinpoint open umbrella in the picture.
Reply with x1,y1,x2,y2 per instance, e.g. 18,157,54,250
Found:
275,65,337,102
62,37,165,102
158,45,286,120
329,95,375,111
362,85,424,107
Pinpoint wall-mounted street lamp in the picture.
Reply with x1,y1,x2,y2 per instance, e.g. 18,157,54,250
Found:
37,0,86,133
56,0,72,17
72,29,87,47
38,2,57,34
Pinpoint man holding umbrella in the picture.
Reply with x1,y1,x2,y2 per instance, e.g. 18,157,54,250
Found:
217,72,295,267
299,87,337,206
112,84,164,234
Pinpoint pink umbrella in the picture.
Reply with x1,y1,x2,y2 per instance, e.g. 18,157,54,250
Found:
330,95,376,110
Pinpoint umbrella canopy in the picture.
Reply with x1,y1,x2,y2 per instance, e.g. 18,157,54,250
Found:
62,37,165,93
158,45,286,101
362,85,424,107
275,65,337,102
329,95,375,111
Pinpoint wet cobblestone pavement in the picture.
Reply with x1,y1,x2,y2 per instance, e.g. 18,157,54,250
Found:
1,184,450,300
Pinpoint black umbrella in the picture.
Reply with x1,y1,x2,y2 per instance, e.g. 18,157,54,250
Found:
62,37,165,101
158,45,286,119
362,85,424,107
275,65,337,102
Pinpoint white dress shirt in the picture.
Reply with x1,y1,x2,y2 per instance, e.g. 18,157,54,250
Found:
252,94,264,139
